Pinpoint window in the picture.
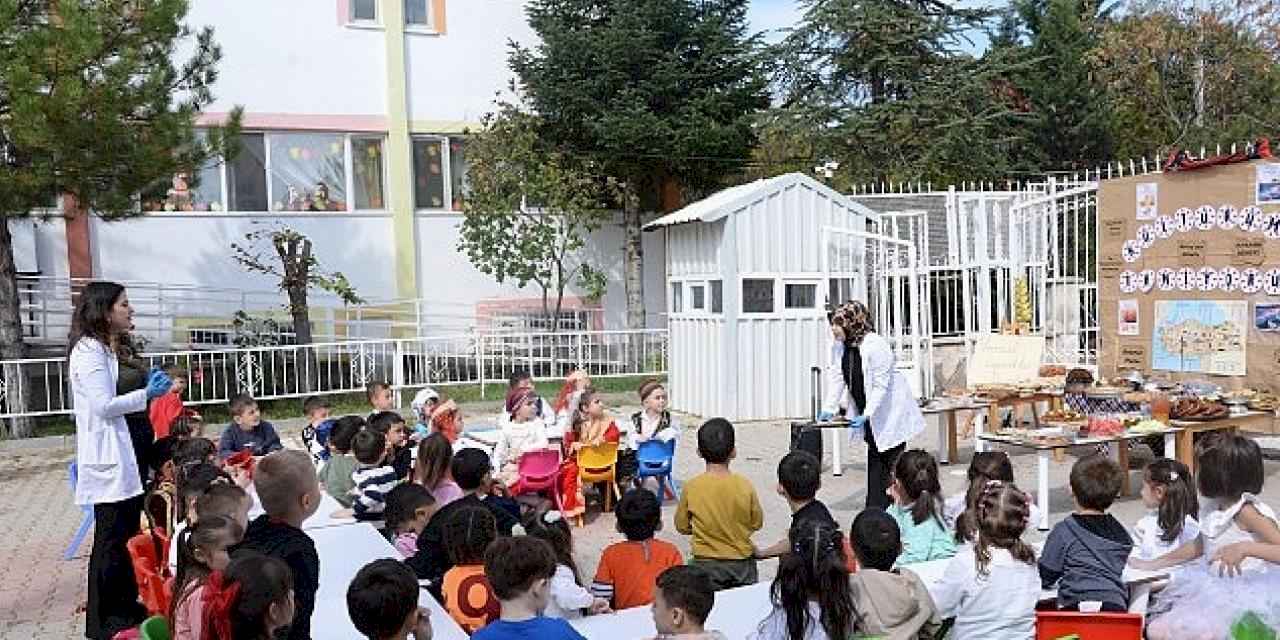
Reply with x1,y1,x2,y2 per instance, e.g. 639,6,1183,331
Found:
269,133,347,211
785,282,818,309
404,0,430,26
671,283,683,313
742,278,774,313
228,133,268,212
352,138,385,210
412,138,446,209
351,0,377,22
448,138,468,210
690,285,705,310
710,280,723,313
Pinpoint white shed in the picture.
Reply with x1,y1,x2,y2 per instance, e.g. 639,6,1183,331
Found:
645,173,884,421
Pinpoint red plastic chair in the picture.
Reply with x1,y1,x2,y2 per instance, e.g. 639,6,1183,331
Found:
1035,611,1143,640
510,449,562,511
126,531,172,617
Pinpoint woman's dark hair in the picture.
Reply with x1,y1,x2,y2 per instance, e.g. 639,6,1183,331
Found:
954,451,1016,543
67,281,126,355
169,515,243,624
524,511,583,587
892,449,944,526
205,553,294,640
1196,433,1264,502
972,481,1037,577
442,505,497,566
413,432,453,489
765,521,855,640
1144,459,1198,544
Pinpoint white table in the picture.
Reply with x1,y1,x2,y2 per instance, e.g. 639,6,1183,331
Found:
571,581,771,640
910,555,1168,605
309,523,469,640
248,490,355,531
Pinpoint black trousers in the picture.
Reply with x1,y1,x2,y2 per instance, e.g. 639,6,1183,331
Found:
864,423,905,511
86,494,145,640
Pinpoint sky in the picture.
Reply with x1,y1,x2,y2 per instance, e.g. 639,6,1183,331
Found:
746,0,1002,52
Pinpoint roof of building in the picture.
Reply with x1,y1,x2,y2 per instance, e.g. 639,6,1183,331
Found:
643,172,876,231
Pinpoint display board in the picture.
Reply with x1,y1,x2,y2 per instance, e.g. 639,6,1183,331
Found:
1098,159,1280,388
967,334,1045,386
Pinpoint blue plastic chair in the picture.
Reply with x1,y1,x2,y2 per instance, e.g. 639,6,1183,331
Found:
635,439,679,502
64,461,94,560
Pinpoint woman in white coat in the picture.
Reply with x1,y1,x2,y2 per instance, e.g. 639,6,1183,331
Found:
70,282,172,639
819,301,925,510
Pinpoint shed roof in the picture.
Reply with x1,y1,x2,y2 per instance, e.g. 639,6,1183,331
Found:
643,172,876,231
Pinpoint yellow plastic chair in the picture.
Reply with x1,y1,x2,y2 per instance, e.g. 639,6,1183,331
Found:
576,441,620,526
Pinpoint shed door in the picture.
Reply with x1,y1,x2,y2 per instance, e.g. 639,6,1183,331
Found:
821,226,926,396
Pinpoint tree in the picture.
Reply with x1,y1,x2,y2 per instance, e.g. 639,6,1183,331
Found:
510,0,768,330
0,0,240,437
769,0,1029,187
458,104,617,332
230,223,363,348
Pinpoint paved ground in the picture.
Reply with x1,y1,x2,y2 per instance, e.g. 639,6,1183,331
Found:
4,402,1280,639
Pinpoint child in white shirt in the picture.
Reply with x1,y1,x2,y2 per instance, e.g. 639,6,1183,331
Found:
1132,459,1200,561
930,481,1041,640
524,510,610,619
495,388,550,486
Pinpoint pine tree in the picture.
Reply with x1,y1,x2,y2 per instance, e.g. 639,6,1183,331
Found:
0,1,239,436
510,0,768,330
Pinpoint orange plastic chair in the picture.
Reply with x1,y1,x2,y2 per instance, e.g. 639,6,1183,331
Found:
126,530,173,617
576,442,620,526
1035,611,1143,640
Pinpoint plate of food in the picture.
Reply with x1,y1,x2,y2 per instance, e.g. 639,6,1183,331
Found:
1171,397,1229,421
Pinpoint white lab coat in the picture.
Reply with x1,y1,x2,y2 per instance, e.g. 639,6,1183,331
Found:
823,332,925,452
71,338,148,505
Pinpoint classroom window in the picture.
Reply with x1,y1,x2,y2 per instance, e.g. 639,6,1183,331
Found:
710,280,723,313
449,138,468,210
742,278,774,313
690,284,705,310
227,133,268,212
268,133,347,211
412,138,447,209
404,0,430,25
785,282,818,309
671,283,683,313
351,0,377,22
351,138,385,210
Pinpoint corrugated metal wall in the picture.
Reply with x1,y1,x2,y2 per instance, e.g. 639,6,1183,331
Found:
669,318,724,418
668,221,724,277
735,181,865,274
734,317,829,420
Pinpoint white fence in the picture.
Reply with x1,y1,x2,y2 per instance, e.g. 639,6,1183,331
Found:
0,329,668,422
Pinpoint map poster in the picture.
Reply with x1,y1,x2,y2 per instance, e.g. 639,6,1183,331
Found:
1118,299,1139,335
1137,182,1158,219
1152,300,1248,375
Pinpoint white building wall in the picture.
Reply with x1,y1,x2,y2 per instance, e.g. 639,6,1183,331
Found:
667,220,724,278
735,181,865,275
187,1,387,116
734,317,828,420
668,319,723,417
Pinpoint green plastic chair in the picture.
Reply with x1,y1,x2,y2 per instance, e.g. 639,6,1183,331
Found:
139,616,169,640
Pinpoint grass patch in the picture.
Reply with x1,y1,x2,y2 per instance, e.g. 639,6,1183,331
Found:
24,374,666,438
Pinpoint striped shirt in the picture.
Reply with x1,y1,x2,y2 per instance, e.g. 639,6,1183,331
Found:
351,464,400,518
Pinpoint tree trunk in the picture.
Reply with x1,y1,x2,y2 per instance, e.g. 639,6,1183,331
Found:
286,284,316,393
622,181,646,330
0,219,33,438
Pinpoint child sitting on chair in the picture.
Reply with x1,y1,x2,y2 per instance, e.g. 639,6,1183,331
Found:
494,388,550,487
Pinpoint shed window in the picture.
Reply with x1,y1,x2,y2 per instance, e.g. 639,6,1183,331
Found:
710,280,723,313
742,279,774,313
785,283,818,309
671,283,683,313
690,285,705,310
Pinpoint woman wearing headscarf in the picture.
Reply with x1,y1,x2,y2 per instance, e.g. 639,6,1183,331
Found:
819,300,925,509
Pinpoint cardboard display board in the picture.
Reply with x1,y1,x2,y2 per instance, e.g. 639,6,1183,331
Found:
967,334,1045,385
1097,160,1280,391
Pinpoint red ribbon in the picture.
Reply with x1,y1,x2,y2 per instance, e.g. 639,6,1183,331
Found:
201,571,241,640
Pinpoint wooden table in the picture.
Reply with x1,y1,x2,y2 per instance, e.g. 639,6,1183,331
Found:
974,392,1064,455
1170,410,1275,473
920,398,992,464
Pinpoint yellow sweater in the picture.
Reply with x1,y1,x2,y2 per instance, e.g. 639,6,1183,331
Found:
675,470,764,560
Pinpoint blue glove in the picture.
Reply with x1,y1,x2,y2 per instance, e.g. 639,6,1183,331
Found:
817,411,834,423
145,367,173,399
848,415,868,430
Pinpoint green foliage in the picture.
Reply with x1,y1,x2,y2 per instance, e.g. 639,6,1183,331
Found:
458,105,618,326
231,223,363,307
0,0,242,220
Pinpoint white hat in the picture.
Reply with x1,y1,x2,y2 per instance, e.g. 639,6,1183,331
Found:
411,387,440,412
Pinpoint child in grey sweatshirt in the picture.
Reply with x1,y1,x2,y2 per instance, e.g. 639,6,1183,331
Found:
1039,455,1134,612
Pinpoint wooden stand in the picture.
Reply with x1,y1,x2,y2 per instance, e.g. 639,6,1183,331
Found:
1170,411,1276,473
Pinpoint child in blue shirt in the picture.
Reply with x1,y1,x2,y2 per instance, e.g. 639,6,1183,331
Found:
886,449,956,564
217,394,283,460
471,536,587,640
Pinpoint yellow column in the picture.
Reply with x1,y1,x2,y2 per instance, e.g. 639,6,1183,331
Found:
382,0,417,302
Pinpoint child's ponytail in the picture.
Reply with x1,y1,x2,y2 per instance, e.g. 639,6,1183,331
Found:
973,481,1036,577
893,449,944,526
1146,459,1199,544
169,515,242,625
766,522,856,640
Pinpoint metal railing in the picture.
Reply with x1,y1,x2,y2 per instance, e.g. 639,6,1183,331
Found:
0,329,668,421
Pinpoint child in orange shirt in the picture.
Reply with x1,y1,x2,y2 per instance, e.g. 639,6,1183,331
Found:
592,489,683,610
441,505,501,633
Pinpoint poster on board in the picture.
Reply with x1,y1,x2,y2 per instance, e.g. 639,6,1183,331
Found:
1152,300,1248,375
1258,163,1280,204
1136,182,1158,219
1119,299,1140,335
1256,304,1280,332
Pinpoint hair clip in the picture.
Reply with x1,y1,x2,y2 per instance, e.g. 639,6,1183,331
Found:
510,524,526,536
543,510,563,525
1168,471,1179,481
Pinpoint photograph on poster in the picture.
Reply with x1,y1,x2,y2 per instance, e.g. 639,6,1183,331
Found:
1119,299,1140,335
1258,163,1280,204
1256,303,1280,332
1137,182,1158,219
